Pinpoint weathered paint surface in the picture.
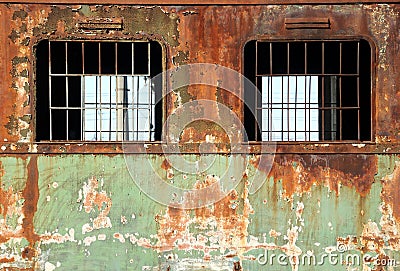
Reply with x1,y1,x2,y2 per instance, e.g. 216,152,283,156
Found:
0,2,399,271
0,155,399,270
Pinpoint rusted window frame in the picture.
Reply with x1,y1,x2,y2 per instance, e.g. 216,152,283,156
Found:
243,37,375,143
34,39,165,142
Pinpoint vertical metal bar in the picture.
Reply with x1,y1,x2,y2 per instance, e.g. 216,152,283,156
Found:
287,43,289,141
295,76,298,141
109,76,112,140
132,43,135,140
308,76,311,141
82,75,85,140
65,42,69,140
321,42,325,140
304,42,308,75
269,43,273,140
281,75,284,141
98,43,102,140
339,42,343,140
268,76,271,140
49,41,52,140
114,42,118,141
148,42,152,140
116,76,125,141
357,41,360,140
147,42,151,76
124,76,129,141
148,76,152,140
304,70,307,140
136,76,140,140
255,41,259,139
81,42,85,140
131,76,134,141
95,76,98,140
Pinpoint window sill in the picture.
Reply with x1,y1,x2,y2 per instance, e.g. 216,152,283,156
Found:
0,141,398,154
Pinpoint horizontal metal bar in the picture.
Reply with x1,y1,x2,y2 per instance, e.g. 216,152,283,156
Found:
257,106,360,110
285,17,330,29
256,73,360,76
1,142,395,155
0,0,395,4
49,73,151,76
77,18,123,30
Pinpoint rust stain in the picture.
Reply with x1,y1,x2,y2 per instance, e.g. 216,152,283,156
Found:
82,177,112,230
161,158,174,179
21,156,39,260
155,206,190,251
180,120,230,146
233,261,242,271
161,158,172,171
155,175,253,258
251,155,377,198
0,181,20,243
0,5,18,142
173,6,248,119
0,257,15,263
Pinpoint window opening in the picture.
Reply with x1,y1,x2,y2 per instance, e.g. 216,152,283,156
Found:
36,40,163,141
244,40,372,141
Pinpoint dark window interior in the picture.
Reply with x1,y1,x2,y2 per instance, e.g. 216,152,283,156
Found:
244,39,372,141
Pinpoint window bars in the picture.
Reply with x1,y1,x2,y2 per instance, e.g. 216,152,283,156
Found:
244,40,372,141
36,40,162,141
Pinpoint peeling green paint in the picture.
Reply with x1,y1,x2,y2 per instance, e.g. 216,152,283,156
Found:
0,154,398,270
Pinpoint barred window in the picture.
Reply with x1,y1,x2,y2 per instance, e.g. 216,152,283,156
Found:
244,39,372,141
35,40,163,141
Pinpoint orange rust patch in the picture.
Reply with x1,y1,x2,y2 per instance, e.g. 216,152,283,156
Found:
155,175,253,254
83,177,112,230
155,206,190,251
21,156,39,258
0,6,18,142
0,257,15,263
21,246,35,260
0,183,20,244
161,158,172,170
251,155,377,198
180,124,230,146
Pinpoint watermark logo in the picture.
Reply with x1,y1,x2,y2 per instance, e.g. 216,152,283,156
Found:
256,242,398,268
123,63,276,208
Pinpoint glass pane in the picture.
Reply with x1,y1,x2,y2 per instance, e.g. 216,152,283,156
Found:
262,75,319,141
84,76,97,105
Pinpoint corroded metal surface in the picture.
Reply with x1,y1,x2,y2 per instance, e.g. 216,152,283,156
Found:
0,2,399,271
0,0,397,4
0,154,398,270
1,4,399,148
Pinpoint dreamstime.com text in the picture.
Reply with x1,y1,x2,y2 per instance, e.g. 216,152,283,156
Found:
256,245,398,268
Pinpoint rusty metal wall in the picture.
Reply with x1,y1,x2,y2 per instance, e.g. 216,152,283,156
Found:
0,3,399,271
